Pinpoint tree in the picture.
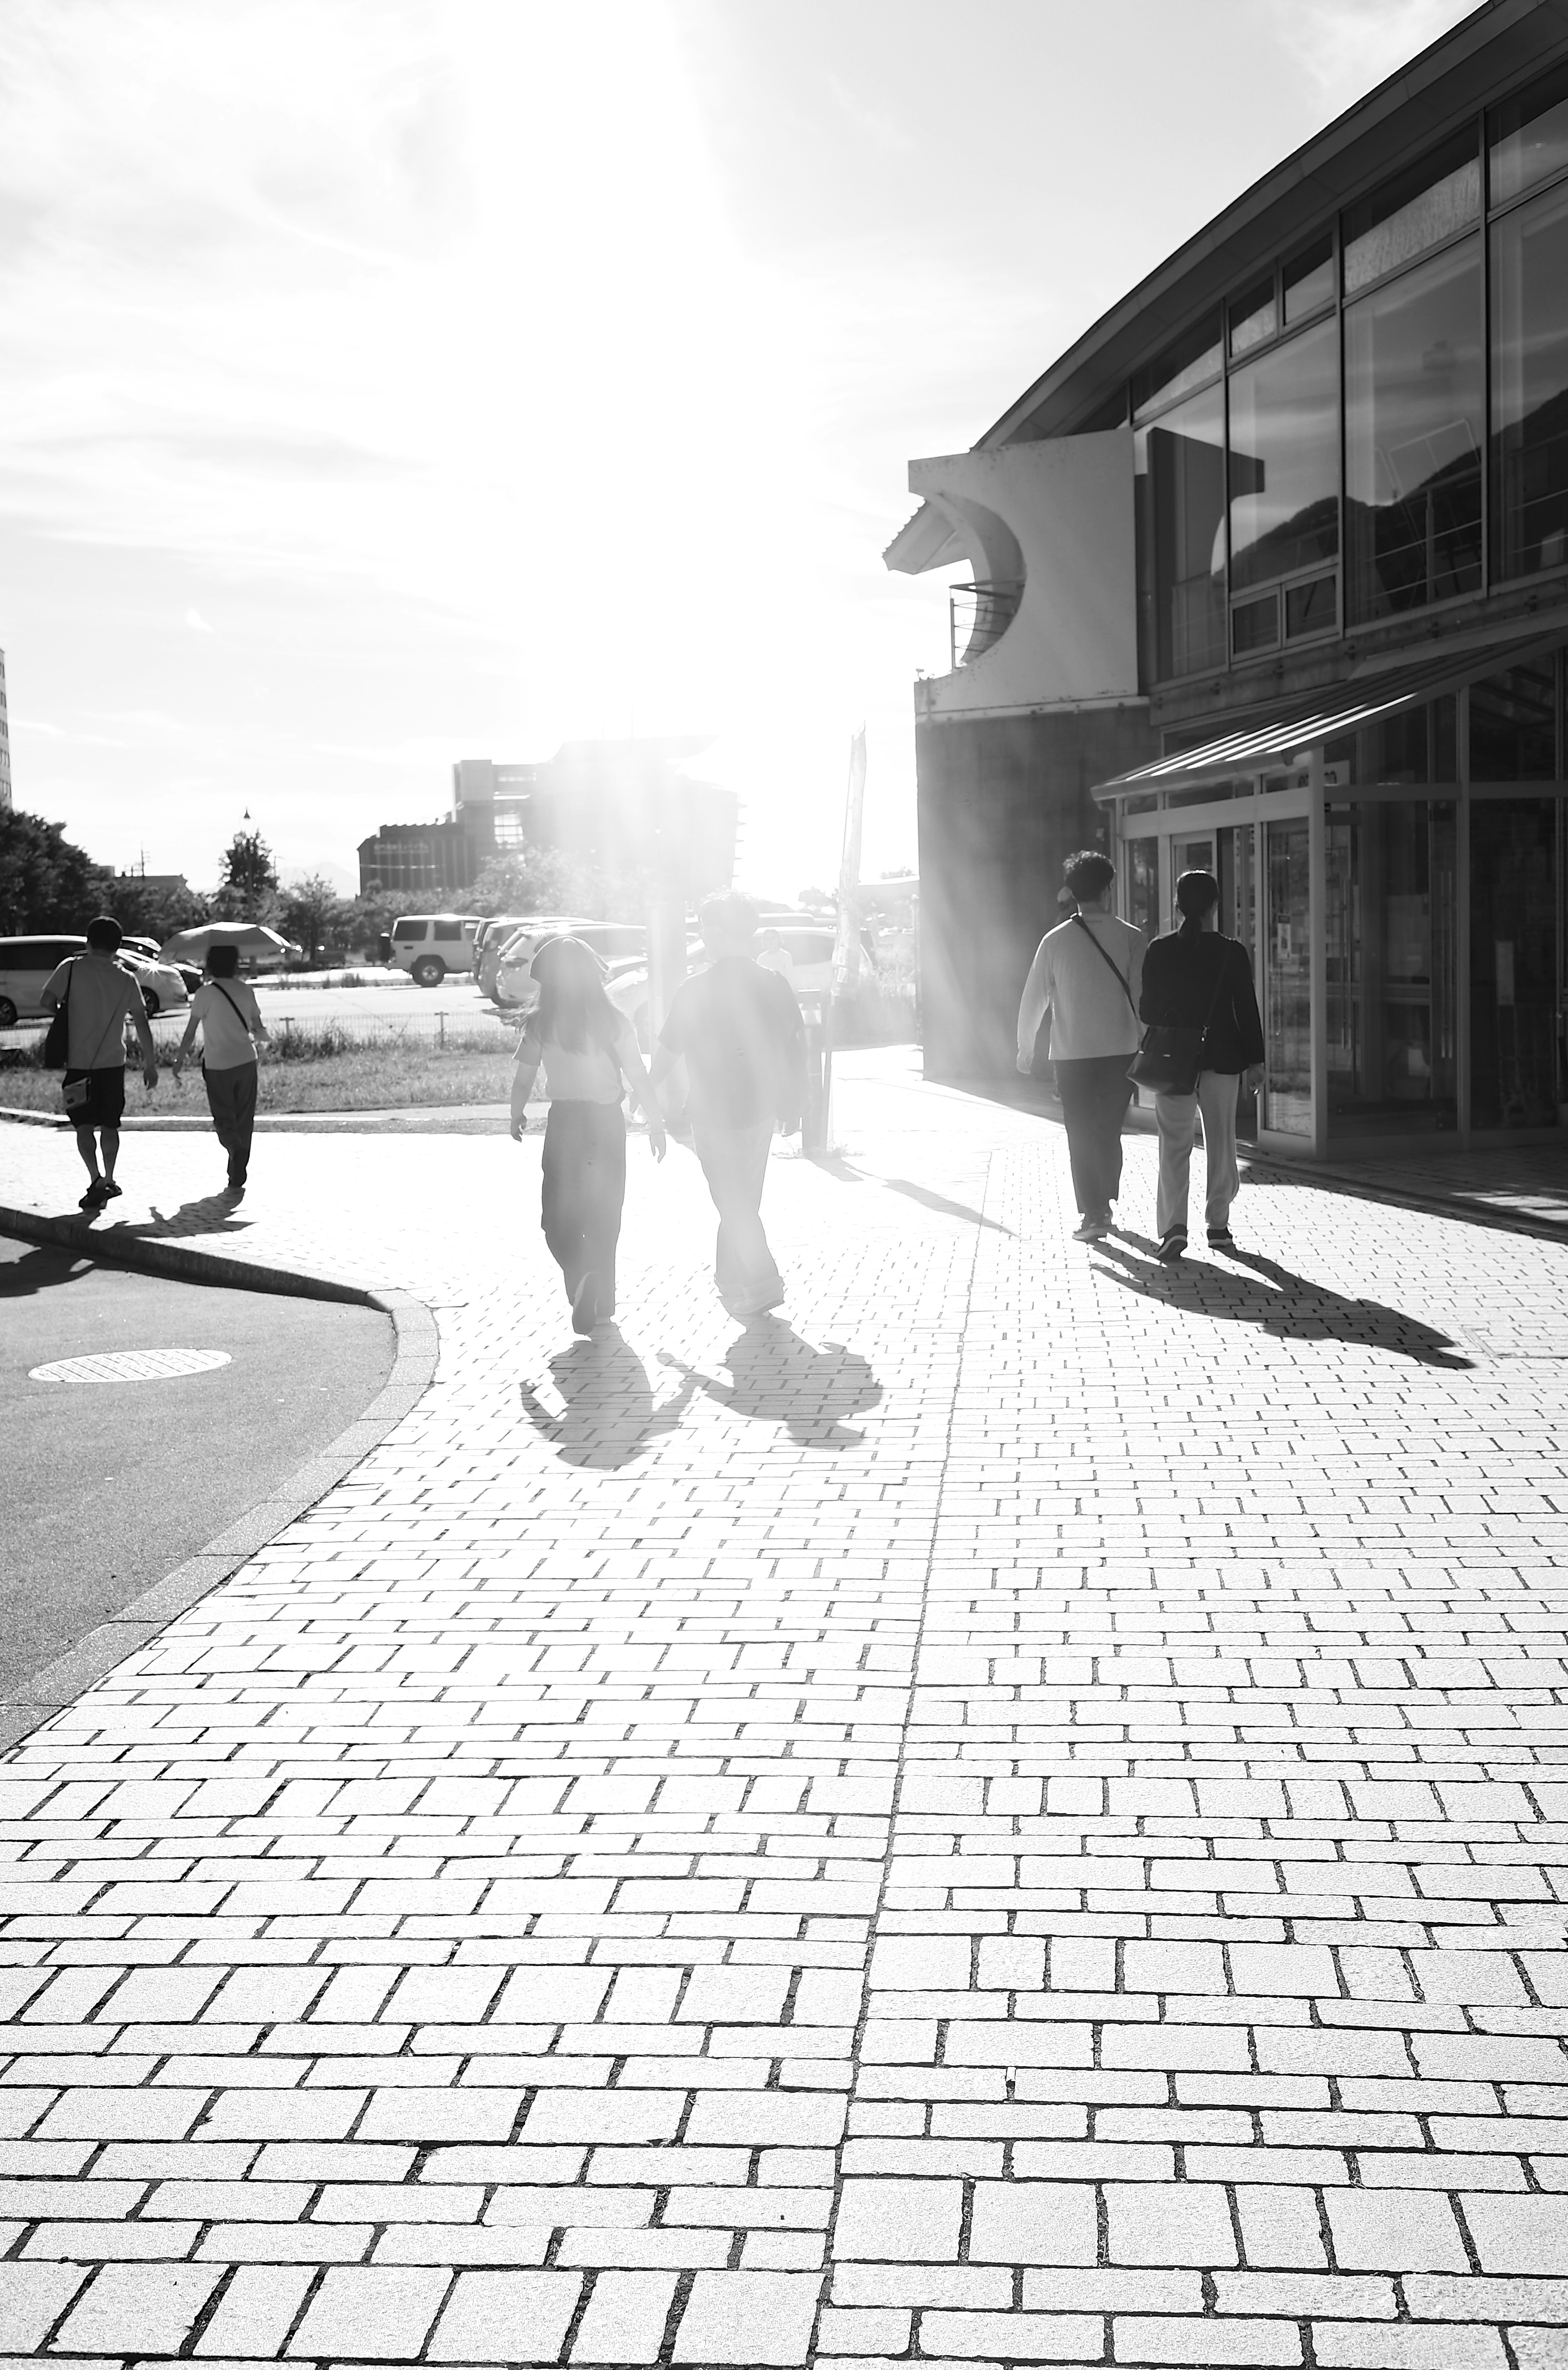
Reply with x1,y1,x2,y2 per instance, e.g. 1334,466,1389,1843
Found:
113,876,209,946
280,873,357,966
0,808,111,933
213,826,279,923
468,847,575,918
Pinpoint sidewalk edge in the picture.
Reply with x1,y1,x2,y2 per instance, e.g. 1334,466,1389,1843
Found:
1241,1154,1568,1245
0,1199,372,1304
0,1286,439,1756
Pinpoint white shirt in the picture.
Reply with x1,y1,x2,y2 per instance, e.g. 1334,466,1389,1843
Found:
1017,912,1145,1061
190,978,264,1068
518,1012,637,1104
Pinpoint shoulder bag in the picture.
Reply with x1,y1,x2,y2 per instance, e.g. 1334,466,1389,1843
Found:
1129,941,1233,1097
41,960,74,1070
1069,911,1137,1019
205,979,256,1069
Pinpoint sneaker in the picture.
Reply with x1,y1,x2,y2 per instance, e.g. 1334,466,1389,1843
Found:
1158,1230,1187,1263
79,1180,108,1210
101,1180,122,1200
571,1273,600,1335
1207,1228,1236,1250
1072,1216,1108,1242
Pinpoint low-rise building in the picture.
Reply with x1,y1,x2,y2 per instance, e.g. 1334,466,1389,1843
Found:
889,0,1568,1154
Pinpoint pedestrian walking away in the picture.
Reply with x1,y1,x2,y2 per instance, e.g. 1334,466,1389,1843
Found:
1016,849,1145,1242
510,935,666,1335
39,915,159,1210
649,893,808,1319
169,944,272,1196
1138,867,1266,1262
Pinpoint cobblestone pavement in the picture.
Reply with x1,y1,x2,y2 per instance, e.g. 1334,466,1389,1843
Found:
2,1055,1568,2368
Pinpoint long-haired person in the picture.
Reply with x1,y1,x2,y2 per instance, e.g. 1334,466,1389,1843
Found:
1138,869,1265,1263
509,937,666,1333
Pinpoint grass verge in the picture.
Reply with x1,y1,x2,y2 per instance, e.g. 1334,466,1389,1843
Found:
0,1043,515,1116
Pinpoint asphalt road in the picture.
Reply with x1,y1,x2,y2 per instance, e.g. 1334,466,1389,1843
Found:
0,1235,394,1697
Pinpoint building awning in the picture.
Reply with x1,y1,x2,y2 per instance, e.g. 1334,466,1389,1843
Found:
1092,623,1568,802
882,501,966,575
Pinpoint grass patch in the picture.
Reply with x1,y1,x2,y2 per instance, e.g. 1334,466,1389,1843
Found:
0,1041,515,1116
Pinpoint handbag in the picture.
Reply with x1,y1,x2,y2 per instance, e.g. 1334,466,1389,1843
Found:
41,960,73,1070
1129,943,1232,1096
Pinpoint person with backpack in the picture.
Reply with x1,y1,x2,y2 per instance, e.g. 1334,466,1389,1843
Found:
169,944,272,1195
509,935,666,1334
1016,850,1145,1243
1138,869,1265,1263
40,915,161,1209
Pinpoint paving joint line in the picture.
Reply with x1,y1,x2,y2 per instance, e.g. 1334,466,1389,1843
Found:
0,1283,439,1756
804,1137,994,2361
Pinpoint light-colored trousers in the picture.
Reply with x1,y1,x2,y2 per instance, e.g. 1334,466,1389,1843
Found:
690,1118,783,1314
1155,1070,1241,1238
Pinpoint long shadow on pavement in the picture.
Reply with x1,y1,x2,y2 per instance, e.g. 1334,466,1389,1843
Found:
519,1330,700,1470
0,1241,94,1298
662,1317,883,1448
1094,1236,1473,1368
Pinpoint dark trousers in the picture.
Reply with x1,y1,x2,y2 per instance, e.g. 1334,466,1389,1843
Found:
1053,1053,1134,1219
690,1118,782,1312
541,1100,626,1313
203,1060,258,1183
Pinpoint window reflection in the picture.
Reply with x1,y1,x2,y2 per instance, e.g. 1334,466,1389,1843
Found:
1343,133,1481,292
1230,277,1276,357
1227,318,1340,590
1489,60,1568,207
1136,383,1226,680
1470,800,1561,1127
1284,236,1335,324
1345,239,1483,619
1470,662,1559,780
1326,801,1457,1137
1491,177,1568,581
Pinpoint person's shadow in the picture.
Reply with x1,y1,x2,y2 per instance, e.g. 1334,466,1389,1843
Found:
662,1319,883,1448
129,1194,253,1239
519,1330,699,1469
0,1241,91,1298
1095,1236,1473,1367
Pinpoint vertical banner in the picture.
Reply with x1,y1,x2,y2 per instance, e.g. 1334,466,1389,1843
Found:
832,726,867,998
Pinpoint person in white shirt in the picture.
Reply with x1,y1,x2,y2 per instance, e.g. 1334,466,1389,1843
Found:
510,936,666,1334
1016,849,1145,1243
40,915,160,1210
169,944,270,1195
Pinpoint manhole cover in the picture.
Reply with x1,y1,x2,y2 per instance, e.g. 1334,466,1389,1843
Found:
29,1348,233,1384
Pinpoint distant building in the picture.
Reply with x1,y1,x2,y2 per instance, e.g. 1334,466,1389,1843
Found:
0,649,12,812
358,741,737,902
110,873,192,903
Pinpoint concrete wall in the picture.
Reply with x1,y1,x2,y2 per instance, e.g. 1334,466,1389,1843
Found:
917,702,1158,1079
909,433,1139,716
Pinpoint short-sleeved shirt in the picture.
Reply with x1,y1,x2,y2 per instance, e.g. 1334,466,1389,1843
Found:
40,955,142,1071
190,978,264,1068
659,957,805,1127
517,1010,637,1105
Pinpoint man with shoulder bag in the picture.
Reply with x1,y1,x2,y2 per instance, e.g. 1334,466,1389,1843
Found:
40,915,159,1210
1016,850,1145,1244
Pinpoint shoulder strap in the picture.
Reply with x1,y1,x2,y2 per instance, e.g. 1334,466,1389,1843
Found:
1070,912,1136,1016
1198,938,1236,1040
211,980,252,1030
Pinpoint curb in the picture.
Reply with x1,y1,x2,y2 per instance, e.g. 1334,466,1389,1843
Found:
1240,1152,1568,1247
0,1272,439,1757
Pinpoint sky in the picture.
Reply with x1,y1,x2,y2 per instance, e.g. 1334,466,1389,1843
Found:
0,0,1481,900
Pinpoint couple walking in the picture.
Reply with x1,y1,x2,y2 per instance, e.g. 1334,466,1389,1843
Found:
1016,849,1265,1260
40,920,269,1208
510,894,807,1334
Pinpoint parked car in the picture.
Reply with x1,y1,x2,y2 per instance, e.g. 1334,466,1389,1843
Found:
492,920,647,1012
0,933,87,1027
116,948,190,1015
605,924,847,1050
389,913,481,987
475,915,592,1003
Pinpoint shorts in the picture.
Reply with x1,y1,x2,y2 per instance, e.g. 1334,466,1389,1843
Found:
62,1066,126,1127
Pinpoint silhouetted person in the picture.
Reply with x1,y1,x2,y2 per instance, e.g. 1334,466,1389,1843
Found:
1017,850,1144,1242
650,894,806,1319
510,935,665,1334
1139,867,1265,1261
171,943,271,1196
40,915,158,1210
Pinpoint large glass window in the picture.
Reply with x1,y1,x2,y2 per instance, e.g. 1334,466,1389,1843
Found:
1470,662,1559,780
1470,799,1560,1128
1264,820,1312,1136
1345,239,1483,620
1326,800,1457,1137
1489,60,1568,207
1490,176,1568,582
1136,381,1226,680
1343,132,1481,293
1226,317,1339,599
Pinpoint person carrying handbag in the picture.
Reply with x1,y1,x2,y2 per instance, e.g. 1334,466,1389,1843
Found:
169,944,271,1196
1016,849,1145,1243
1136,869,1265,1263
39,915,160,1209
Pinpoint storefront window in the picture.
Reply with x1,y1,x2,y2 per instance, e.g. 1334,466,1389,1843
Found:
1345,238,1483,619
1136,381,1226,680
1227,318,1339,595
1323,697,1458,788
1470,799,1560,1127
1126,838,1159,940
1264,819,1312,1136
1326,801,1457,1136
1490,176,1568,582
1470,662,1559,780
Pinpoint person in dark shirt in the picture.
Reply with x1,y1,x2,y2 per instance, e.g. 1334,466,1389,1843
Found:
650,894,806,1319
1138,869,1265,1261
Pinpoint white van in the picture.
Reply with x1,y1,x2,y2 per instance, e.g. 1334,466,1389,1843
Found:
0,934,87,1027
389,914,480,987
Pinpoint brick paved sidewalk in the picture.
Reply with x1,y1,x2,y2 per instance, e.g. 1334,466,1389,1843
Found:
2,1056,1567,2368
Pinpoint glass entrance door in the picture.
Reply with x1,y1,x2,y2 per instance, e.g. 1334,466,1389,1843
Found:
1265,818,1313,1136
